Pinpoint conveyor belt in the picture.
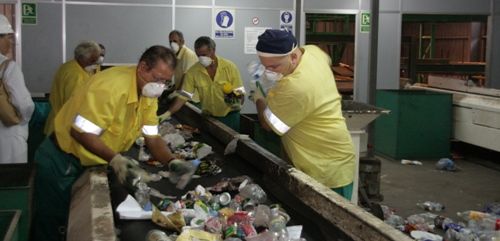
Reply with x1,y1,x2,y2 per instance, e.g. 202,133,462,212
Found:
111,118,333,241
68,103,413,241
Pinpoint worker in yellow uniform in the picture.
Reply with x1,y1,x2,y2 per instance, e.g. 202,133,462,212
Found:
252,29,356,200
159,36,245,132
33,46,194,241
43,41,101,135
169,30,198,91
159,30,199,106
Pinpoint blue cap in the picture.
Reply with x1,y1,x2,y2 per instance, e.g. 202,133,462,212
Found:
256,29,297,57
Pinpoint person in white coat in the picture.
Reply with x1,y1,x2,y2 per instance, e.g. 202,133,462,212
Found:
0,14,34,164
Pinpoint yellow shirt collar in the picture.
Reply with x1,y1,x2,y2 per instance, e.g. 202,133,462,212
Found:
177,45,187,59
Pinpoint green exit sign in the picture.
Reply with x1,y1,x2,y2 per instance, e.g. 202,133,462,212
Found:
22,3,37,25
360,12,370,33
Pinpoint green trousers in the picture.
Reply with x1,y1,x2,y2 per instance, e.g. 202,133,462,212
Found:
332,182,354,201
214,110,240,132
33,137,84,241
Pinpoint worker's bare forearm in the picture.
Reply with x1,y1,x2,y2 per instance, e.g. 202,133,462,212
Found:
70,127,116,162
145,136,175,165
168,97,188,115
256,99,272,131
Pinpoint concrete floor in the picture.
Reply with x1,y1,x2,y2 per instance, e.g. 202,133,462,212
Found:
378,144,500,221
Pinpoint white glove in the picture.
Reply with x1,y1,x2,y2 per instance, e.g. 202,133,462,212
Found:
158,111,171,123
168,159,201,189
109,154,139,184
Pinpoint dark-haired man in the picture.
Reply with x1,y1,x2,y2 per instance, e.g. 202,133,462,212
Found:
160,36,245,131
33,45,191,241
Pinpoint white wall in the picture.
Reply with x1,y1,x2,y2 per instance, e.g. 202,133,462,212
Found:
20,0,295,113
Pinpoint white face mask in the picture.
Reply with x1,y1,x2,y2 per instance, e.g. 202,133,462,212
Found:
264,69,283,82
84,64,98,73
198,56,213,67
170,42,180,53
142,82,166,98
97,56,104,65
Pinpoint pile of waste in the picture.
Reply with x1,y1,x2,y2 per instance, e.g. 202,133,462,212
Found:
117,121,305,240
382,202,500,241
118,176,305,241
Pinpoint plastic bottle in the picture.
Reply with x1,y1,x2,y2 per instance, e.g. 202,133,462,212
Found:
468,217,500,231
269,207,289,241
484,203,500,216
146,229,172,241
477,230,500,241
445,227,480,241
458,211,491,222
253,204,271,228
247,61,275,96
239,183,267,204
417,201,445,212
384,214,405,228
407,213,437,232
135,182,152,211
436,158,457,171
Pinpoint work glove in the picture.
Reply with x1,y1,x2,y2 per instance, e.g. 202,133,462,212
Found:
168,159,201,189
110,154,140,184
158,111,172,123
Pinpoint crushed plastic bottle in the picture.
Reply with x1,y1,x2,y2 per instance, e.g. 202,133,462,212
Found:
407,213,437,231
417,201,445,212
385,214,405,229
445,226,480,241
436,158,458,171
135,181,152,211
476,230,500,241
269,207,289,241
253,204,272,228
380,205,394,219
410,230,443,241
239,183,267,204
484,203,500,216
467,217,500,232
146,229,173,241
457,211,491,222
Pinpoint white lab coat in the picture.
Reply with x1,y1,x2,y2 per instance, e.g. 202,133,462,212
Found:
0,54,34,164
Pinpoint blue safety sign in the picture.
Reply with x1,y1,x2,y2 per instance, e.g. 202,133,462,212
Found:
281,11,293,24
216,10,234,29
